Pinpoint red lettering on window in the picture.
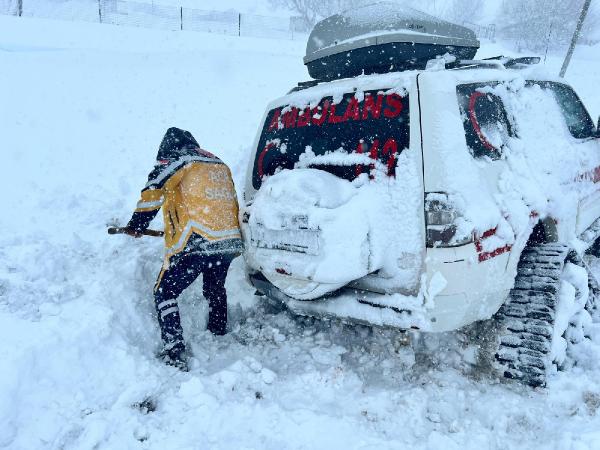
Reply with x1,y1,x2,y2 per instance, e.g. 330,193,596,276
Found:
282,107,299,129
312,100,330,126
362,94,384,120
368,139,380,179
383,94,403,119
343,97,361,122
297,107,311,127
328,103,346,124
268,109,281,131
382,138,398,176
354,138,399,179
355,140,365,177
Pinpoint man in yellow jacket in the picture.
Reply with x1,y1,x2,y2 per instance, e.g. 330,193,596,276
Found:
125,127,243,370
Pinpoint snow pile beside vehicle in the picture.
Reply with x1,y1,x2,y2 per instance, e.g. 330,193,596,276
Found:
554,262,593,366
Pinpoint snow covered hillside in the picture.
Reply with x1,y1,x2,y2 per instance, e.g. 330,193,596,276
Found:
1,15,600,450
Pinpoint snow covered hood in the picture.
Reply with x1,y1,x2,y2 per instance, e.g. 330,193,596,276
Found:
304,2,479,64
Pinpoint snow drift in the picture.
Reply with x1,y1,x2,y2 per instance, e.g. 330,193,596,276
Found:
2,14,600,450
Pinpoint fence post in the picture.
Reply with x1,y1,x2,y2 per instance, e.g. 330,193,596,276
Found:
180,6,183,30
17,0,23,16
544,21,553,63
238,13,241,37
98,0,102,23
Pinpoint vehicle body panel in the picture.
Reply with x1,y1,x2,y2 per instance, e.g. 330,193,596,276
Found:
242,66,600,333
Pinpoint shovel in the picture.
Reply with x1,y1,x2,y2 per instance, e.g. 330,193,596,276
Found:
107,227,164,237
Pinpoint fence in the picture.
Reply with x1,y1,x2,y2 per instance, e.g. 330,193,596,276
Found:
0,0,499,43
0,0,309,40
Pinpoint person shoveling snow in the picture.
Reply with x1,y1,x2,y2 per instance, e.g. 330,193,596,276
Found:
116,127,243,370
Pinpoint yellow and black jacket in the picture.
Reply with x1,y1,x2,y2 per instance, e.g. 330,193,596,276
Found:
127,128,243,261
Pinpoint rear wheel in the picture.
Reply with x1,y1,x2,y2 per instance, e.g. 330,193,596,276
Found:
584,251,600,320
588,237,600,259
494,243,595,387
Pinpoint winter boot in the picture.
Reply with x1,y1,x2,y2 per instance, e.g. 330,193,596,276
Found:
159,341,188,372
207,314,227,336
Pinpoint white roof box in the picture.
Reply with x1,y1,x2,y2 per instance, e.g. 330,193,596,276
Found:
304,2,480,80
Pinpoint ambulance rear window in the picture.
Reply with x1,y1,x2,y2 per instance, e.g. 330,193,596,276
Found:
252,90,410,190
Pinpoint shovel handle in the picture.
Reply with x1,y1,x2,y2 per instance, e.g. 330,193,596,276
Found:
107,227,164,237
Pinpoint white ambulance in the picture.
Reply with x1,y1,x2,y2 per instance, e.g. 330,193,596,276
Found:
241,3,600,386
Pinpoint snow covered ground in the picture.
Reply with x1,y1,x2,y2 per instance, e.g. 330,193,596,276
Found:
1,15,600,450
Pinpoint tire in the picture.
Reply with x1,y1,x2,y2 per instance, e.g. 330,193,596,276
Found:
588,237,600,258
584,252,600,321
494,243,594,387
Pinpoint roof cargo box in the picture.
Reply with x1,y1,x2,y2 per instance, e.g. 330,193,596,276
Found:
304,2,480,81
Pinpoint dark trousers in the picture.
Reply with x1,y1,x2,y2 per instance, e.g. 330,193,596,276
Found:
154,252,233,347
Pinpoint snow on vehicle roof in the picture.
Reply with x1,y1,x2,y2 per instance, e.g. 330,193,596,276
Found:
448,65,555,84
268,63,556,113
269,71,416,111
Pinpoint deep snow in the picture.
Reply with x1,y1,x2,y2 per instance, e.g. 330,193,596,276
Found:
1,14,600,450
